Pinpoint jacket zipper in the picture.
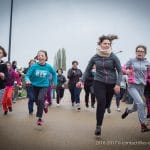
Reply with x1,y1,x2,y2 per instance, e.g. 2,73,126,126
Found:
103,58,108,82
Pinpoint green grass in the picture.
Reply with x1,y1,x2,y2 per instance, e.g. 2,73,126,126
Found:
18,89,27,98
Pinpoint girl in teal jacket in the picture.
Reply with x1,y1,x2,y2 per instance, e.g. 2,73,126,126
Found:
25,50,57,126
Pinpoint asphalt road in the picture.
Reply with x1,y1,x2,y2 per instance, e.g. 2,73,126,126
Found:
0,90,150,150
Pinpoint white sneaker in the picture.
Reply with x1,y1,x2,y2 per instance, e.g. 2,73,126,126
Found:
116,107,121,112
56,103,60,107
13,100,17,103
76,103,81,111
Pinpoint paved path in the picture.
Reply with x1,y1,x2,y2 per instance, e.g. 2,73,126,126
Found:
0,90,150,150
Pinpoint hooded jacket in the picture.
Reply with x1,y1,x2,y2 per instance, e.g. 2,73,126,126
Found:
82,52,122,85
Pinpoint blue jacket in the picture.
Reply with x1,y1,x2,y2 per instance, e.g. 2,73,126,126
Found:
25,63,57,87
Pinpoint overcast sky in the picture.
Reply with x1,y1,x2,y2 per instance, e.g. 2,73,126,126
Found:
0,0,150,70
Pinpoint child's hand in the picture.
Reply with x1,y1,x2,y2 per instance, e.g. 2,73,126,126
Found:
114,85,120,94
51,85,56,89
76,82,84,88
26,81,31,85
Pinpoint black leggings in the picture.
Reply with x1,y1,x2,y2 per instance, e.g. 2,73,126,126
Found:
33,86,47,118
115,88,126,107
94,81,115,126
84,86,95,106
56,88,65,104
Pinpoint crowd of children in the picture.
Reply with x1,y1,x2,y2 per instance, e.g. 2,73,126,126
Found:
0,36,150,136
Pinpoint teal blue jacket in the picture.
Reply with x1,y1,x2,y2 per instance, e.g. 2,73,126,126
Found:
25,63,57,87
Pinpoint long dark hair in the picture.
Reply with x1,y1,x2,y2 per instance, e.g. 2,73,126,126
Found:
97,34,118,45
0,45,7,57
12,60,17,70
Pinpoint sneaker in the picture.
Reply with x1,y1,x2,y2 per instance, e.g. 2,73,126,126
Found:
76,103,81,111
141,123,150,132
4,111,8,115
116,107,121,112
107,108,111,114
72,102,75,107
44,107,48,113
13,101,16,104
56,103,60,107
49,102,52,106
36,118,43,126
77,107,81,111
8,107,12,112
85,103,89,108
91,105,95,108
29,112,33,115
121,108,129,119
95,126,101,136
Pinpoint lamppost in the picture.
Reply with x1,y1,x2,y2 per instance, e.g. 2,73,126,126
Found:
8,0,13,61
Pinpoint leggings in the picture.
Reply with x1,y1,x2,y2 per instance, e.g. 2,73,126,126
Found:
94,81,115,126
33,86,47,118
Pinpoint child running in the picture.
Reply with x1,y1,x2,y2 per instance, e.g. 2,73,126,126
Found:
56,68,66,106
23,59,36,115
67,61,82,111
25,50,57,125
0,46,8,109
121,45,150,132
84,64,96,108
2,62,21,115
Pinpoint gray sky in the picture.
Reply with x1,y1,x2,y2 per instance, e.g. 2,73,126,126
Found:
0,0,150,70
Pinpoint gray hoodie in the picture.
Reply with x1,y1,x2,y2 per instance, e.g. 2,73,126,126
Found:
82,52,122,85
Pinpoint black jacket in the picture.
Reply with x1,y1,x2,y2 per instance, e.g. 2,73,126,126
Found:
57,74,66,89
67,68,82,88
0,61,8,89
